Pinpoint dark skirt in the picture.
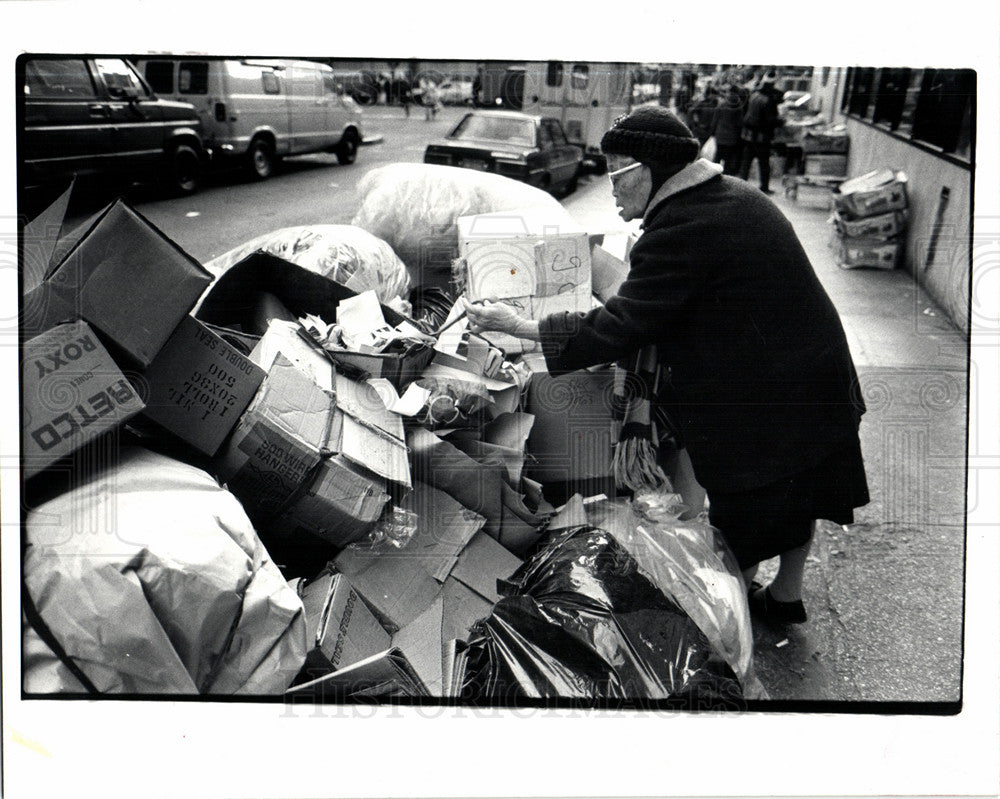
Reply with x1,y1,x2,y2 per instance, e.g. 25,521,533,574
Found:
707,441,870,570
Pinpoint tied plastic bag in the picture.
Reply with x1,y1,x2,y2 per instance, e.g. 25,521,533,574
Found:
586,490,754,682
22,446,307,695
351,163,572,290
205,224,411,304
461,524,744,704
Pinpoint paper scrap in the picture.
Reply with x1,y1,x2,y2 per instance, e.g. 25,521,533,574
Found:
368,378,431,417
337,290,388,349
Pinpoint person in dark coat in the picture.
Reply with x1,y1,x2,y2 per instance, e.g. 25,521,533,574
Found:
739,73,783,193
463,106,869,625
710,83,746,175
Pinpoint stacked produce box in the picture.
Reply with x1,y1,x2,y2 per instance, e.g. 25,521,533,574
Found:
831,169,910,270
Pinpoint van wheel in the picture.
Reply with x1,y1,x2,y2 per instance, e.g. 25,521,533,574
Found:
335,131,359,165
248,138,275,180
166,144,201,195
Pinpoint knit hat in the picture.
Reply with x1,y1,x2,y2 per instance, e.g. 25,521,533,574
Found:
600,106,700,165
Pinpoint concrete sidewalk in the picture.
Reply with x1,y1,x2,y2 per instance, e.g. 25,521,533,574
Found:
564,171,968,704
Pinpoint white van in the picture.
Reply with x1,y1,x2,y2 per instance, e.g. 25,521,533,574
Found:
137,57,364,179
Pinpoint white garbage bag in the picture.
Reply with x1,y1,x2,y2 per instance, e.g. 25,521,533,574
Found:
351,163,572,289
22,445,307,695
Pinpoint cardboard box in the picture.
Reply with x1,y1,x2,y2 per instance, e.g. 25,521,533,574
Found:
250,319,411,490
286,597,447,699
804,154,848,177
522,354,617,503
837,237,901,270
194,251,433,390
297,571,392,681
215,355,392,546
137,316,266,456
833,169,908,219
833,209,907,239
800,128,849,154
22,320,146,478
23,193,213,366
457,208,592,301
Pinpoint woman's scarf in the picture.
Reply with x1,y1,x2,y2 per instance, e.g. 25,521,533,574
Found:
611,345,672,493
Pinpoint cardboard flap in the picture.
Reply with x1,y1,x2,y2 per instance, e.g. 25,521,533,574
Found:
401,482,486,583
439,578,494,645
22,181,73,293
251,319,335,394
465,238,537,300
450,531,522,603
389,596,445,696
254,354,332,444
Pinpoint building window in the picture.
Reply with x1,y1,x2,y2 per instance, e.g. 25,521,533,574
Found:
842,66,974,163
873,67,910,130
571,64,589,90
546,61,563,88
911,68,975,155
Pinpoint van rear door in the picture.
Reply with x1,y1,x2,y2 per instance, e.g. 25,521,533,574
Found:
288,64,329,154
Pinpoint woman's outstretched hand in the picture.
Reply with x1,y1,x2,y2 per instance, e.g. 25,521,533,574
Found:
461,298,541,341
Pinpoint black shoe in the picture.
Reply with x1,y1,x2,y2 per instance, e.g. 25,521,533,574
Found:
748,584,808,624
761,187,775,195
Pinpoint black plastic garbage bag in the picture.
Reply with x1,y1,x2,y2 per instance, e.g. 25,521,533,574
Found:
461,526,744,707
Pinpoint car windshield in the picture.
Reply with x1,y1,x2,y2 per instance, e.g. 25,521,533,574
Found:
450,114,534,147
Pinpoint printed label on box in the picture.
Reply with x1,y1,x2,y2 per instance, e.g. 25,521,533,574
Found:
23,320,145,477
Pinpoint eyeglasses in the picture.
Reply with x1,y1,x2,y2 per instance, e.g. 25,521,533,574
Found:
607,161,643,182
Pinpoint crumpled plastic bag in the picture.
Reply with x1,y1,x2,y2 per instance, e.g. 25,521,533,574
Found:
461,525,744,705
22,445,307,695
586,491,755,682
351,163,572,289
204,224,410,304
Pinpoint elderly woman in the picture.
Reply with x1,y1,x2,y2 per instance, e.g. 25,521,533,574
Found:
463,106,869,625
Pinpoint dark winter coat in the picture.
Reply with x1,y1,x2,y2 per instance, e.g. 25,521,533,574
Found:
710,96,745,146
539,160,865,494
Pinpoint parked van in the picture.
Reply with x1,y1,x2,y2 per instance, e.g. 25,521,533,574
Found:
21,55,206,194
137,57,364,179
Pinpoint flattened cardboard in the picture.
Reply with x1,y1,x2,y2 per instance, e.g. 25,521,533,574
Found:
439,578,494,644
590,243,630,302
524,361,617,500
458,208,591,301
450,531,523,604
24,198,212,366
22,320,145,478
138,316,266,456
334,482,485,632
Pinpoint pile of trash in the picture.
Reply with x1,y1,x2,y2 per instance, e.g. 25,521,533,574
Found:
831,168,909,270
20,165,756,706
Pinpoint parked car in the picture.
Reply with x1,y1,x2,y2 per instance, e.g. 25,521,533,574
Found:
423,110,583,195
437,79,473,105
21,55,207,195
136,57,364,180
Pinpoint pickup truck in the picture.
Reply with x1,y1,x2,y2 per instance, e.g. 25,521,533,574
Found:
21,56,207,195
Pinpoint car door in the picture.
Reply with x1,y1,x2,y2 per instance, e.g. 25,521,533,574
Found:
541,118,579,186
22,57,110,182
93,58,165,170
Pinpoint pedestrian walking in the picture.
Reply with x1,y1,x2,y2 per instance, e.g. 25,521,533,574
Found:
462,106,869,626
739,72,783,193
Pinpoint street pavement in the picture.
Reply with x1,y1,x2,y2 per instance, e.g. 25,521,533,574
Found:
562,169,968,704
